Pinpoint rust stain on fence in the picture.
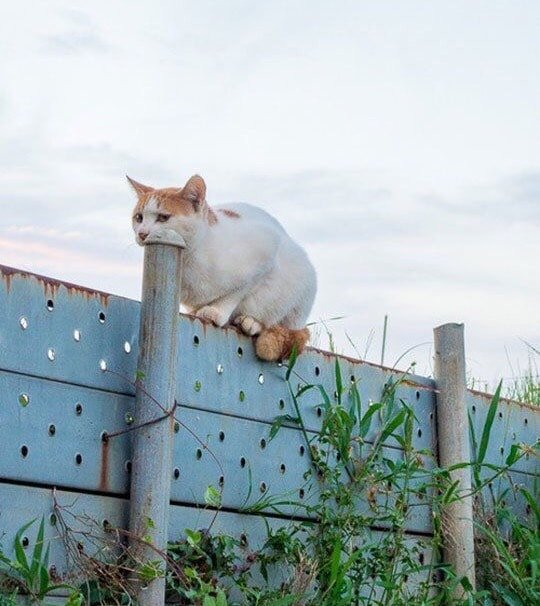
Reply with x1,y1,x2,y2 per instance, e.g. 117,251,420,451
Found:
99,438,110,492
1,264,111,305
468,387,538,411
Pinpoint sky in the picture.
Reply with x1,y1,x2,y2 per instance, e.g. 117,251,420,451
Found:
1,1,539,387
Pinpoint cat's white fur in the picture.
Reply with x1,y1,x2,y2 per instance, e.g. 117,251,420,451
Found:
129,175,317,358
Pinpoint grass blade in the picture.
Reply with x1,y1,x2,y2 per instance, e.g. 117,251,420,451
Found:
30,516,46,581
477,382,502,466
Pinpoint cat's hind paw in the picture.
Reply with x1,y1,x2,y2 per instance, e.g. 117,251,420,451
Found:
233,315,264,336
195,306,230,327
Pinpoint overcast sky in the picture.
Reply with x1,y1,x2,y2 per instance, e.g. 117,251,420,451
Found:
1,1,539,386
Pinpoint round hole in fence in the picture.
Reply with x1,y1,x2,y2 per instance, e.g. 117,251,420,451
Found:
239,390,245,402
19,393,30,407
99,359,107,372
49,513,57,526
279,399,285,410
194,380,202,392
260,438,266,450
21,536,29,548
124,341,131,354
237,346,243,357
316,407,322,417
417,428,422,438
193,335,200,346
239,533,248,547
46,299,54,311
219,475,224,487
48,424,56,436
20,445,28,458
73,329,81,342
124,412,134,425
524,417,528,425
98,311,106,324
47,348,56,361
299,445,305,456
174,421,180,433
299,488,305,499
258,373,265,385
498,411,503,419
75,453,83,465
259,481,267,493
216,363,224,375
196,448,203,460
314,366,320,377
75,403,83,416
19,316,28,330
125,460,132,474
415,390,420,400
173,468,180,480
219,431,225,442
280,463,286,474
418,553,425,565
101,431,109,443
240,457,246,468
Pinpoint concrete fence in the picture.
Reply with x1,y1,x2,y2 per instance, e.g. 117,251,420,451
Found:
0,240,538,604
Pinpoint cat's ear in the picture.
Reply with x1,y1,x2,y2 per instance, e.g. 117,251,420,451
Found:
182,175,206,209
126,176,154,197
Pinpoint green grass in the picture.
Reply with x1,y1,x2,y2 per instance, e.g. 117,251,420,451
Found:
469,342,540,407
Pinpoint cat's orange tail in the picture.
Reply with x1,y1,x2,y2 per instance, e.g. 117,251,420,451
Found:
255,325,310,362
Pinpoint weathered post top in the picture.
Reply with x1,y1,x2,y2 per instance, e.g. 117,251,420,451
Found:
144,228,186,248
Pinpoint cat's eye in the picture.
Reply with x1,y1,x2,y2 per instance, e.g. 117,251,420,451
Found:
134,213,143,223
156,214,171,223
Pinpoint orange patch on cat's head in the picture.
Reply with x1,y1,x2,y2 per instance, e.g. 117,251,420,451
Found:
127,175,207,217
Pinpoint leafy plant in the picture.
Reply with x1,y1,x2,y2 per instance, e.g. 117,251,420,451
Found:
0,517,82,604
4,356,537,606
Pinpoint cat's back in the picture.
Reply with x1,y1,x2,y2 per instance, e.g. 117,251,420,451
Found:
214,203,287,235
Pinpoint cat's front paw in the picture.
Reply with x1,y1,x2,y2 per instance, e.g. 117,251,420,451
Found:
233,315,263,336
195,306,229,327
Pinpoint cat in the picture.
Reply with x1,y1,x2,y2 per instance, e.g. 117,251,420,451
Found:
128,174,317,361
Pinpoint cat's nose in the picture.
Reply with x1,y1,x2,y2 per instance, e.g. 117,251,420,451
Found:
139,231,149,241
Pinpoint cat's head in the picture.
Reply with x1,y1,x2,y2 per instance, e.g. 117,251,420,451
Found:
128,174,209,245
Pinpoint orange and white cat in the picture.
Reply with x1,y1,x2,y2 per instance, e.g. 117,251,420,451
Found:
128,174,317,361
